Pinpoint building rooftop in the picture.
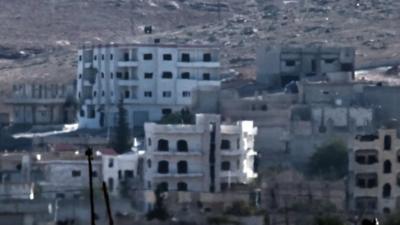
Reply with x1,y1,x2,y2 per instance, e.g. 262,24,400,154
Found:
80,42,219,50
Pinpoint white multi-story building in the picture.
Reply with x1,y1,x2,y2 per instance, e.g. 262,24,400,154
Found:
143,114,258,193
76,43,220,129
349,128,400,215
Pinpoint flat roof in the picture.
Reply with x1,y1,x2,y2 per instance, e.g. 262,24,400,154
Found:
80,42,219,50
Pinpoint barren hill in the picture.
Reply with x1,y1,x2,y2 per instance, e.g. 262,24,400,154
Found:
0,0,400,97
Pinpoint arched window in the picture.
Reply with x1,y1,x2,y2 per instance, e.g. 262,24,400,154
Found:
177,140,188,152
384,135,392,150
221,140,231,150
221,161,230,171
158,139,169,151
383,183,391,198
158,161,169,174
177,161,188,174
177,182,188,191
157,182,169,192
384,160,392,174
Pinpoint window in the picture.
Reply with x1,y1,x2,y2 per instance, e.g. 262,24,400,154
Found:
237,138,240,149
125,90,130,98
221,140,231,150
177,161,188,174
181,53,190,62
261,105,268,111
88,109,95,118
383,183,391,198
384,135,392,150
162,91,172,98
384,160,392,174
177,140,188,152
101,54,104,60
108,178,114,191
93,91,97,97
158,139,169,151
110,73,113,79
177,182,188,191
124,72,129,80
182,91,191,97
341,63,354,71
157,182,168,192
80,109,85,117
148,138,152,146
79,55,82,61
116,72,122,79
203,53,211,62
72,170,81,177
158,161,169,174
162,108,172,115
56,193,65,199
124,52,129,61
125,170,134,178
92,171,98,177
79,74,82,79
110,54,113,60
118,170,122,180
147,159,152,168
144,91,152,97
285,60,296,66
203,73,210,80
163,54,172,61
162,72,173,79
102,91,105,97
324,58,335,64
181,72,190,79
221,161,230,171
355,150,378,164
143,53,153,60
356,174,377,188
144,73,153,79
108,158,114,168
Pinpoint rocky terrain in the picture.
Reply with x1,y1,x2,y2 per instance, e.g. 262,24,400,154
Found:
0,0,400,97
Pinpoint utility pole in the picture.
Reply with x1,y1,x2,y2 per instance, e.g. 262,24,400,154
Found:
85,148,96,225
102,182,114,225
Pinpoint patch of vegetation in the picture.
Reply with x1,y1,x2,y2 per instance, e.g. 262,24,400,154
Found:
159,108,194,124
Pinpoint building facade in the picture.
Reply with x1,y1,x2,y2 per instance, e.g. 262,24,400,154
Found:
349,128,400,215
143,114,257,193
256,46,355,88
5,83,76,125
76,43,221,129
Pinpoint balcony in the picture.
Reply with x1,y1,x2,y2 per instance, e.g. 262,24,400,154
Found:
177,61,220,68
5,97,65,105
151,151,202,157
153,172,203,178
117,79,139,86
117,61,138,67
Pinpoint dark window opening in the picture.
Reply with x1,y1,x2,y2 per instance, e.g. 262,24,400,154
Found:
148,138,152,146
311,59,317,72
221,161,230,171
108,159,114,168
157,182,168,192
221,183,229,191
383,183,391,198
177,161,188,174
110,54,114,60
221,140,231,150
285,60,296,66
108,178,114,191
163,54,172,61
79,74,82,79
144,73,153,79
125,170,134,178
144,91,152,97
72,170,81,177
181,72,190,79
79,55,82,61
124,72,129,80
94,55,97,61
384,135,392,150
92,171,98,177
162,91,171,97
80,110,85,117
158,139,169,151
203,53,212,62
118,170,122,180
124,91,130,98
324,59,335,64
181,53,190,62
124,52,129,61
147,159,151,168
162,72,173,79
116,72,122,79
110,73,114,79
203,73,210,80
384,160,392,174
177,140,188,152
341,63,354,71
261,105,268,111
158,161,169,174
143,53,153,60
177,182,188,191
162,108,172,115
101,54,104,60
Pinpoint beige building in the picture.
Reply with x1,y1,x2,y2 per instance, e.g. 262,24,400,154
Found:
349,128,400,215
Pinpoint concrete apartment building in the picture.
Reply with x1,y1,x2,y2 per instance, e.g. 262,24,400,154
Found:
5,83,76,125
256,46,355,88
76,43,221,129
143,114,257,193
349,128,400,215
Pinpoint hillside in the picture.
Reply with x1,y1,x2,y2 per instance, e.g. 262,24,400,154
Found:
0,0,400,97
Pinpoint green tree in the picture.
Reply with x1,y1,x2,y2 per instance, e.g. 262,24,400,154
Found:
308,139,348,180
313,216,344,225
385,213,400,225
112,98,131,154
146,186,169,221
159,108,194,124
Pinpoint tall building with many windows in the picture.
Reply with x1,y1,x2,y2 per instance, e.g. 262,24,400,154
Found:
349,128,400,215
76,43,220,129
143,114,258,193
